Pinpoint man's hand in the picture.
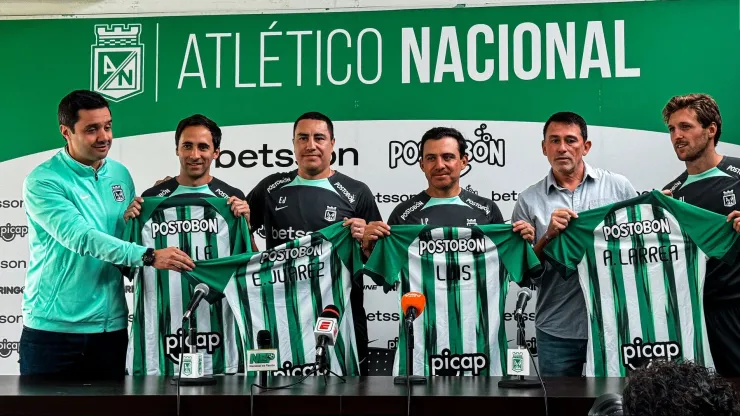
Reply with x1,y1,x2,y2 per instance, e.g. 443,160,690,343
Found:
662,189,673,197
154,176,173,186
532,208,578,260
152,247,195,272
124,197,144,222
512,220,535,243
728,211,740,233
343,217,367,242
544,208,579,240
361,221,391,257
227,196,250,223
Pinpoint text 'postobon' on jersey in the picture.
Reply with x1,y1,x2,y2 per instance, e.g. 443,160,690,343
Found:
363,224,541,377
544,190,740,377
182,222,364,377
387,189,504,226
123,196,251,376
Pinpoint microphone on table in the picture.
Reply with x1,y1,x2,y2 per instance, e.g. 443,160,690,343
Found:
171,283,216,386
314,305,341,372
401,291,426,326
499,287,543,393
513,287,532,323
246,329,278,386
257,330,272,387
394,292,427,386
182,283,209,323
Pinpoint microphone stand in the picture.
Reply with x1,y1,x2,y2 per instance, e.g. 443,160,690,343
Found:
394,318,427,385
312,356,347,385
171,315,217,386
498,313,540,388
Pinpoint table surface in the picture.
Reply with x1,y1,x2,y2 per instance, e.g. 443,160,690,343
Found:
0,375,636,416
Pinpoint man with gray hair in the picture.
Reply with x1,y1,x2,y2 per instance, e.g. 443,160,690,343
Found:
511,111,637,377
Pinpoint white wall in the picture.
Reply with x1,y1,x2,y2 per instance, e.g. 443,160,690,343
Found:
1,0,644,18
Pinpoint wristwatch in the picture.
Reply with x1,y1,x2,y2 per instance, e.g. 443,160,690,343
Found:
142,248,155,266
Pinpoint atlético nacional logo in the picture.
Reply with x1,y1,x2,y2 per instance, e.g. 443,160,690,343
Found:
90,23,144,102
111,185,125,202
324,206,337,222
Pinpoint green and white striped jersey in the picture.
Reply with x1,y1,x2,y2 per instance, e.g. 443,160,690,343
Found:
363,224,541,377
123,197,251,376
544,190,740,377
182,222,364,377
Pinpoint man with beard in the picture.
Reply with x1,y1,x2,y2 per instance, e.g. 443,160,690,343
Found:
362,126,534,246
511,112,637,377
245,111,382,375
662,93,740,376
20,90,193,379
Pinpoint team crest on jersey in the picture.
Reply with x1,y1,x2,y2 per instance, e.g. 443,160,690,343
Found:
723,190,736,207
324,206,337,222
466,219,477,226
111,185,125,202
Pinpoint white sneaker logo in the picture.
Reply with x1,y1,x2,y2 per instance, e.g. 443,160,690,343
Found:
275,206,288,211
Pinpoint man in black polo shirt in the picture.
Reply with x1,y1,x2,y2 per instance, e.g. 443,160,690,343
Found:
245,111,382,375
362,126,534,251
661,93,740,377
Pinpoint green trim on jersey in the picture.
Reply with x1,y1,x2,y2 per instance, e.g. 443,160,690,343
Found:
543,190,740,377
364,224,541,377
422,196,468,210
170,184,216,197
181,222,363,377
123,197,251,376
680,167,731,190
283,175,339,195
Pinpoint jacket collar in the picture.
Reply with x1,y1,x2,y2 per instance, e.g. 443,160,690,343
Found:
60,146,107,178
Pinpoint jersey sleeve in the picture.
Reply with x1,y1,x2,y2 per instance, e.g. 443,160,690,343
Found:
485,225,541,283
245,178,267,232
542,203,607,277
355,184,382,223
386,204,405,226
182,253,249,304
657,191,740,264
363,225,418,291
319,222,363,279
488,202,504,224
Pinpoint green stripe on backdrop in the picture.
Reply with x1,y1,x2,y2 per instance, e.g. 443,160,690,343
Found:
1,0,739,162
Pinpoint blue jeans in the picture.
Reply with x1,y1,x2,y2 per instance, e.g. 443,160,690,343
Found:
536,328,587,377
19,326,127,380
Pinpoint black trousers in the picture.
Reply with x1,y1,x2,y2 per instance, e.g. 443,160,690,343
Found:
706,305,740,377
19,326,127,380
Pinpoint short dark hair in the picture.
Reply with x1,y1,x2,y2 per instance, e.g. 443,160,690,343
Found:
623,360,740,416
293,112,335,139
662,93,722,145
58,90,110,132
175,114,222,149
420,127,467,158
543,112,588,141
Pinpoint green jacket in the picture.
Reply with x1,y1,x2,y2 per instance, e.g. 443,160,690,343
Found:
22,148,147,333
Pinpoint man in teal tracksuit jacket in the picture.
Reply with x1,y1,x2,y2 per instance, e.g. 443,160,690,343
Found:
20,90,195,379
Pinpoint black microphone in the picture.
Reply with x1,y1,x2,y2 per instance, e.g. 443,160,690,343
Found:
257,330,271,387
182,283,209,322
314,305,341,371
513,288,532,322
